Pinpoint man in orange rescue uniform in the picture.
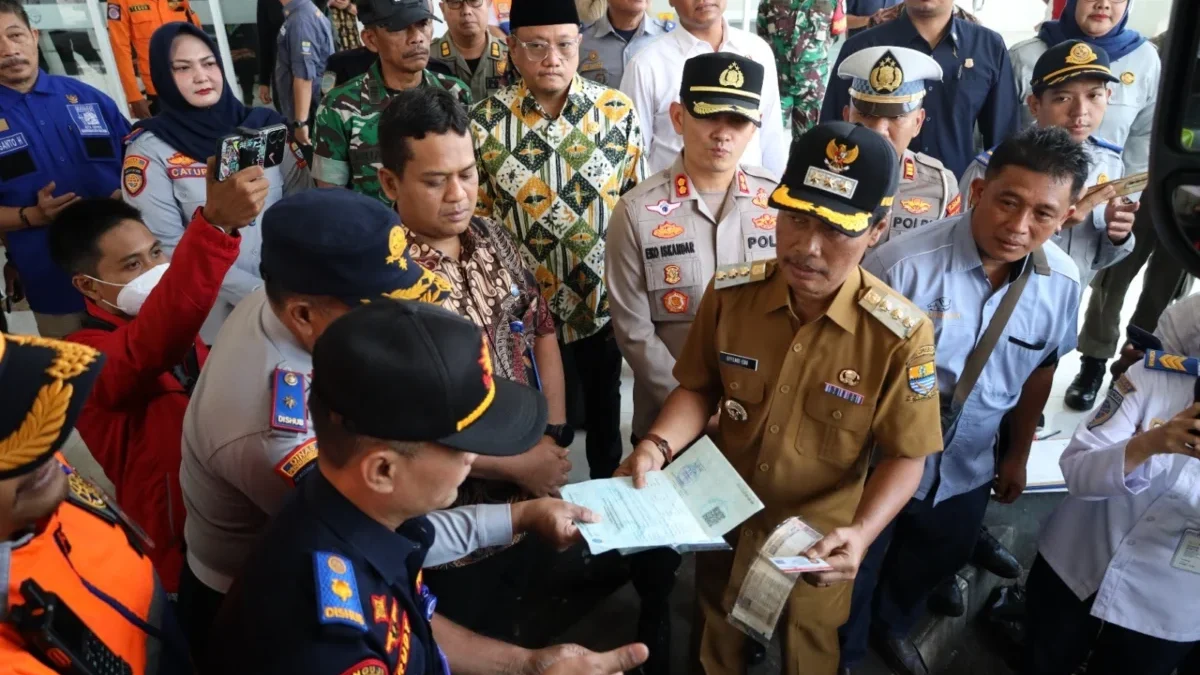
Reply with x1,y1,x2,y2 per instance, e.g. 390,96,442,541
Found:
107,0,201,119
0,333,191,674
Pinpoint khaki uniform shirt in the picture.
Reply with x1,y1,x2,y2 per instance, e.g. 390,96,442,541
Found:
880,150,961,244
672,263,943,602
429,32,513,104
606,155,779,437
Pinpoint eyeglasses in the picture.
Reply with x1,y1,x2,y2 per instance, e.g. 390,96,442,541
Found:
444,0,485,9
511,35,582,61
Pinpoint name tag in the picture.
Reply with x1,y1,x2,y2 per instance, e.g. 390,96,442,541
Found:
719,351,758,371
0,132,29,156
1171,529,1200,574
68,103,110,137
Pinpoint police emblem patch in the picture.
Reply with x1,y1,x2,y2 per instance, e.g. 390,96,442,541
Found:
651,221,684,239
338,659,387,675
752,214,776,230
314,552,367,631
122,155,149,197
107,2,120,19
663,264,681,285
824,140,859,174
752,188,769,209
907,361,936,397
1121,72,1135,85
901,198,931,214
868,52,904,93
662,289,689,314
1087,387,1125,430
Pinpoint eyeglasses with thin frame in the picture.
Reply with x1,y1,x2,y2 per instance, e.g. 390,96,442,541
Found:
444,0,485,9
511,35,582,61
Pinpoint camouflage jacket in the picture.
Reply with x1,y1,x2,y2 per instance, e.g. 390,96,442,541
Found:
312,61,472,204
757,0,834,64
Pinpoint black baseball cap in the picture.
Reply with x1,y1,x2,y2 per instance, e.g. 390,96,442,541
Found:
260,188,452,308
679,53,764,125
1031,40,1119,96
355,0,439,30
311,301,548,455
769,121,899,237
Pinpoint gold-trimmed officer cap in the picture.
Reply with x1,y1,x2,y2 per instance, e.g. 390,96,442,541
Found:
679,53,765,126
0,333,104,480
1031,39,1119,96
769,121,899,237
838,46,943,118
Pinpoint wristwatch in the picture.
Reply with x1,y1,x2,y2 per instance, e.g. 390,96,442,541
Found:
643,433,674,465
544,423,575,448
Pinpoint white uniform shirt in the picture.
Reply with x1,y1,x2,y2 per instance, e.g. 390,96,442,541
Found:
1039,359,1200,642
1009,38,1159,175
180,289,513,592
123,130,312,343
619,21,788,177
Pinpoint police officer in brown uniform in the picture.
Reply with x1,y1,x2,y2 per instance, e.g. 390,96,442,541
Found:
616,121,945,674
429,0,512,102
835,46,961,243
606,51,777,675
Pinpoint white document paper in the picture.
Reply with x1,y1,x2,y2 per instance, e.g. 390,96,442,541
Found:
560,436,764,555
1024,439,1069,493
728,517,831,643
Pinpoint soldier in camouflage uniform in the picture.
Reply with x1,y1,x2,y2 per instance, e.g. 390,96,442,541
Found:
312,0,472,204
757,0,835,138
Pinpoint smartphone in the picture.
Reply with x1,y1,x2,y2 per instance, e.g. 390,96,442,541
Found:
216,126,279,181
216,133,243,182
240,123,288,169
1127,324,1163,352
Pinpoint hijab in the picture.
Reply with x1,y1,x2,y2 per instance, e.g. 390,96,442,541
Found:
134,22,283,163
1038,0,1147,63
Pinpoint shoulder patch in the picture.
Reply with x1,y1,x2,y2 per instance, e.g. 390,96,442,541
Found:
902,154,916,181
974,149,994,167
275,438,319,487
1089,135,1124,154
1143,349,1200,375
339,659,387,675
122,154,149,197
271,368,308,432
1087,386,1127,430
441,40,451,58
107,2,120,20
859,287,923,339
314,552,368,631
945,192,963,216
713,259,773,289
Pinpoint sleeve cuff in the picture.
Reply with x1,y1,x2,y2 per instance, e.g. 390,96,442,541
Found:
1118,444,1155,494
475,503,515,547
312,155,351,186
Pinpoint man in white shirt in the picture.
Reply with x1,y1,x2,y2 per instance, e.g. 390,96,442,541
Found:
619,0,788,176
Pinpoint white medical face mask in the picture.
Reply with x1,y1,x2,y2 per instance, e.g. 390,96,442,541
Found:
86,263,169,316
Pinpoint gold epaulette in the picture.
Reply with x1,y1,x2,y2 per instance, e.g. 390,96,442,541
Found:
714,259,774,289
859,287,923,339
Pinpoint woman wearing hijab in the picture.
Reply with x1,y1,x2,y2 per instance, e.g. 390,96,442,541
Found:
122,22,310,343
1010,0,1158,176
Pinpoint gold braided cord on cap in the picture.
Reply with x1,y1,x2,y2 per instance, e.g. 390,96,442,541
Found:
771,186,871,232
0,378,73,473
688,86,761,101
849,89,926,104
7,334,99,380
691,101,762,121
1037,63,1113,86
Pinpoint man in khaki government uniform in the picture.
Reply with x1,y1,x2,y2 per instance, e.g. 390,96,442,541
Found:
835,46,960,242
605,51,777,675
615,121,944,674
429,0,512,102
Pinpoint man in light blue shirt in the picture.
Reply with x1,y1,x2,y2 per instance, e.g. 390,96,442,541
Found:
840,126,1086,675
275,0,335,141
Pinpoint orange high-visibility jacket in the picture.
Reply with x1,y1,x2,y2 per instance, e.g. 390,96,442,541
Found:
0,465,169,674
106,0,201,103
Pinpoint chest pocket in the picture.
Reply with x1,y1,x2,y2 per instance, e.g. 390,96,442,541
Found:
953,65,993,118
645,256,701,322
718,369,766,456
797,390,875,469
65,104,118,163
0,131,39,183
170,164,210,215
983,330,1049,406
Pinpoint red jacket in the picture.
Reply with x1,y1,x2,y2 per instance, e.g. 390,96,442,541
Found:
68,210,240,593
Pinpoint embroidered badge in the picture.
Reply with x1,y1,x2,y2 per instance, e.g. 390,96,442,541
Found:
314,552,367,631
1087,387,1125,430
674,174,690,198
663,263,681,285
752,188,769,209
737,171,749,194
662,289,689,314
107,2,120,19
646,199,682,217
724,399,748,421
945,193,963,216
1066,43,1097,65
67,103,109,137
338,659,387,675
824,140,859,173
902,155,916,180
901,197,931,215
1113,373,1137,396
166,152,198,166
718,352,758,370
490,41,501,59
651,221,684,239
167,166,206,180
824,382,864,405
907,361,936,397
371,595,388,623
301,40,312,55
122,155,149,197
441,41,452,57
271,368,308,432
0,132,29,156
839,369,860,386
752,214,776,230
275,438,318,487
1121,71,1135,85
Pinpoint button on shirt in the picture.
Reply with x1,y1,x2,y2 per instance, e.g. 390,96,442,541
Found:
181,288,514,592
470,75,646,343
579,12,671,88
0,72,130,314
207,470,448,674
274,0,335,122
863,214,1081,504
620,21,788,177
1010,38,1159,175
1039,361,1200,642
821,11,1019,177
606,155,779,437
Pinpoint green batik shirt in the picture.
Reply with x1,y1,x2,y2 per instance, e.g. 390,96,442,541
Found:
313,61,472,204
470,75,645,343
757,0,834,135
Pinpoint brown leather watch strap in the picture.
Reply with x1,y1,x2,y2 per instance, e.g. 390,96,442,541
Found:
643,432,674,465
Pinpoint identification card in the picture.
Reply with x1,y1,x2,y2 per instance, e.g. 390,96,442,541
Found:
1171,529,1200,574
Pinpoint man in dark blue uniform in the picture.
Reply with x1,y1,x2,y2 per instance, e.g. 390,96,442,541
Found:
820,0,1018,177
204,300,647,674
0,0,130,337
